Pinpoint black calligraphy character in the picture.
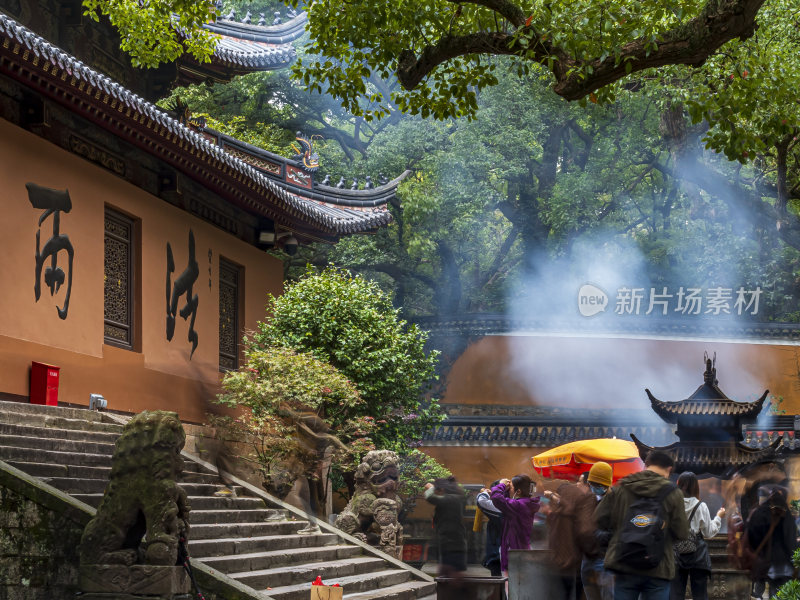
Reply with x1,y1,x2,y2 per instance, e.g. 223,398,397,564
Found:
26,183,75,320
166,229,199,358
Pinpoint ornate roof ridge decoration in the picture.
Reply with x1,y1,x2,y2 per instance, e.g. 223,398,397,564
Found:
206,128,411,207
646,353,769,423
0,14,393,240
409,313,800,342
203,11,308,44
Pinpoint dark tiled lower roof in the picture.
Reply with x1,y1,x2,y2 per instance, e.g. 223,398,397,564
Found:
423,422,677,447
0,14,392,237
631,434,785,474
412,314,800,342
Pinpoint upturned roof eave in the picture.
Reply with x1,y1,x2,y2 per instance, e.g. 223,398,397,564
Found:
645,388,769,423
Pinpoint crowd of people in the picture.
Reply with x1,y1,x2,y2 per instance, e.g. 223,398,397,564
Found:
424,451,799,600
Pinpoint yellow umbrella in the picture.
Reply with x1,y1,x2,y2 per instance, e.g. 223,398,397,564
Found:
532,438,643,482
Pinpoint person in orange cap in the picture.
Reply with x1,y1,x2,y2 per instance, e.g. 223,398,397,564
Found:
582,462,614,600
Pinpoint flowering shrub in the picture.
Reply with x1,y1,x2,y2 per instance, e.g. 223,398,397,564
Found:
216,347,375,502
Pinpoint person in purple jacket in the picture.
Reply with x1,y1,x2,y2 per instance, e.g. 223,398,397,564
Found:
490,474,541,574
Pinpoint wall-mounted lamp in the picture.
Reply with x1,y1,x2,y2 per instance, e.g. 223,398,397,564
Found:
259,230,298,255
89,394,107,411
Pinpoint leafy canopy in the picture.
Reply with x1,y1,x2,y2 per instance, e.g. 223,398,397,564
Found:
292,0,767,120
251,266,442,449
82,0,218,68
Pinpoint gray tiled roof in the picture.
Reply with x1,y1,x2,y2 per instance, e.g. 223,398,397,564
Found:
212,35,295,69
204,11,308,44
0,14,393,236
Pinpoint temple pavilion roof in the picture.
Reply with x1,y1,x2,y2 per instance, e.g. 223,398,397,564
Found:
177,10,308,85
645,355,768,424
0,13,399,243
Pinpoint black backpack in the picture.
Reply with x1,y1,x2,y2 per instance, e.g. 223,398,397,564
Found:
617,483,677,570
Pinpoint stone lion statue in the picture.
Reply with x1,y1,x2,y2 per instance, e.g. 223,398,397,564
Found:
80,410,190,567
335,450,402,555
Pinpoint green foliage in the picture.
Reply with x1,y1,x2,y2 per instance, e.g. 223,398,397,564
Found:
396,449,452,514
777,579,800,600
82,0,218,68
216,347,374,484
676,0,800,165
289,0,769,120
251,266,442,448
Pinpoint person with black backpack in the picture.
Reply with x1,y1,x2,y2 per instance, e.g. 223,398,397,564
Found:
594,450,689,600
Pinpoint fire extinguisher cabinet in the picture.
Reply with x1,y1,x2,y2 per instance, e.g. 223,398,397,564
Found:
30,362,60,406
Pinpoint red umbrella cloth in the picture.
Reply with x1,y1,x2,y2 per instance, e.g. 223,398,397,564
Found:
532,438,644,483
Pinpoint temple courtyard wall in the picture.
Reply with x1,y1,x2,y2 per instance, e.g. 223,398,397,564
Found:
0,119,283,423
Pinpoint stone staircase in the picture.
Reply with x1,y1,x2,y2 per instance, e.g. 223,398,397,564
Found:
0,400,435,600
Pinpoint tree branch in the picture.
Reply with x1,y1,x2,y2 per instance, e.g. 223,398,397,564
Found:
396,0,766,101
443,0,525,27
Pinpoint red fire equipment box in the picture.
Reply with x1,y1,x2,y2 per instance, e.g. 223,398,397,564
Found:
30,362,60,406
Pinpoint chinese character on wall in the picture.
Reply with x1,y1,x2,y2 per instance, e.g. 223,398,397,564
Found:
26,183,74,320
166,229,199,358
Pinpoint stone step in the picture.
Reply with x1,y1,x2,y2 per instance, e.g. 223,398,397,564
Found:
186,496,267,511
190,520,305,540
5,459,215,485
0,446,111,467
37,477,241,496
344,581,437,600
197,545,362,573
189,532,339,558
3,460,111,480
0,433,115,455
0,400,117,424
72,492,272,510
0,421,121,443
188,508,287,525
264,569,412,600
231,556,386,589
0,411,124,434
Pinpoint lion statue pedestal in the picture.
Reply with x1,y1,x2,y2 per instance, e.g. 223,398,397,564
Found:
78,411,191,599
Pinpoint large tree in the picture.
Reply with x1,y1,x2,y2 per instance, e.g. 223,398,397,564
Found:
294,0,770,119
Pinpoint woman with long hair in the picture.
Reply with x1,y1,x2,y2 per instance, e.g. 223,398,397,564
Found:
490,474,541,575
670,472,725,600
746,486,797,599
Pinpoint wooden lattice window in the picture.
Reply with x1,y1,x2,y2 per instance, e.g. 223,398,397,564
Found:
104,208,135,348
219,258,241,370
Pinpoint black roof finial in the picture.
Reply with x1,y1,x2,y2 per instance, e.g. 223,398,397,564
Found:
242,10,252,24
224,8,235,20
321,174,331,186
350,178,359,190
272,11,282,25
258,12,266,26
335,176,346,189
287,7,298,18
365,175,373,189
703,352,717,386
